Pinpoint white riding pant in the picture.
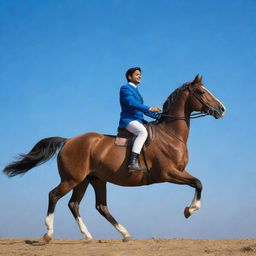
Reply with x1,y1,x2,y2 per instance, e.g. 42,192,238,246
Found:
126,120,148,154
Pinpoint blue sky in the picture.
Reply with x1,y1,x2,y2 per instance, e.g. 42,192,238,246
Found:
1,0,256,239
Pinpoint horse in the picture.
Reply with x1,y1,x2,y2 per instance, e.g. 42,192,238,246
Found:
3,75,225,242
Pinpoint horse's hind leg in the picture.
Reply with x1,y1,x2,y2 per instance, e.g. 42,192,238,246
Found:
68,179,93,241
90,178,132,242
43,180,77,242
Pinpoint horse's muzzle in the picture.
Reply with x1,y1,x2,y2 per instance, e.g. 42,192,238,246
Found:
213,105,226,119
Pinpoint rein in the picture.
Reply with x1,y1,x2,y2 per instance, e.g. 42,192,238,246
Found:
160,112,208,121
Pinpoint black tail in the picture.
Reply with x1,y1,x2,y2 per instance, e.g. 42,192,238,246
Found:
3,137,67,177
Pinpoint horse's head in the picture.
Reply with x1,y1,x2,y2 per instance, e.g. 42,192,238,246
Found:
188,75,226,119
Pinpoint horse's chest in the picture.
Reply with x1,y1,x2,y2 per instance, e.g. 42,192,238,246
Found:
177,159,188,171
175,149,188,171
164,143,188,171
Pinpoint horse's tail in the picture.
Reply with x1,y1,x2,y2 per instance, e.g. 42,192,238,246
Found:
3,137,67,177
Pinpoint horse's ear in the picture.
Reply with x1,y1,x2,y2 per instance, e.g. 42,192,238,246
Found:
192,74,201,85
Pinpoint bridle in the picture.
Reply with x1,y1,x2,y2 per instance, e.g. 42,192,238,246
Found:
160,87,216,121
191,90,217,116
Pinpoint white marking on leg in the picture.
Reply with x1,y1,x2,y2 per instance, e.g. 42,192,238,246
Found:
45,213,54,237
114,223,131,238
76,217,93,240
188,191,201,215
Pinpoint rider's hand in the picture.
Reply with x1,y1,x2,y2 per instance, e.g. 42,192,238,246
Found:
149,107,162,113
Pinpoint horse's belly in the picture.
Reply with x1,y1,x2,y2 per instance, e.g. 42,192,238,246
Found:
97,169,150,187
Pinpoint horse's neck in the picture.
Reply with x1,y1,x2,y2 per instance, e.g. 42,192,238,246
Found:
159,94,191,144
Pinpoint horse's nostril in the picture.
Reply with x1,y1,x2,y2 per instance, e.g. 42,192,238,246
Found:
220,106,225,113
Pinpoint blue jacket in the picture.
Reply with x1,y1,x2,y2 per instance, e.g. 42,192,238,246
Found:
118,83,159,128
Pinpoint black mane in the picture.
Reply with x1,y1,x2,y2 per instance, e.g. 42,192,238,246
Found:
161,82,190,114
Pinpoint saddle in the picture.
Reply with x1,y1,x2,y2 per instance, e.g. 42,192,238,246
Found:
115,123,155,147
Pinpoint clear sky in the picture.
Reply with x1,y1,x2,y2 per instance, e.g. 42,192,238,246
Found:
1,0,255,240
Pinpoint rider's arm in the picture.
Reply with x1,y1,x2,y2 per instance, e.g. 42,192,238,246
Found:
143,109,160,119
120,86,150,112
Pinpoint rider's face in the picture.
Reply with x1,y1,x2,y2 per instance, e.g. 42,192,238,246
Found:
128,70,141,85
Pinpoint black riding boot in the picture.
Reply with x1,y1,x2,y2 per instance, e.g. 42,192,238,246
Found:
128,152,146,172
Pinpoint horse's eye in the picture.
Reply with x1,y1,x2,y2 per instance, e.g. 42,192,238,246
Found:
197,90,205,95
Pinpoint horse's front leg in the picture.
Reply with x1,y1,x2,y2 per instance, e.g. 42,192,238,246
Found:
184,176,202,218
165,169,202,218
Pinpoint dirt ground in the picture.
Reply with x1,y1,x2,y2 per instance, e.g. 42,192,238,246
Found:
1,238,256,256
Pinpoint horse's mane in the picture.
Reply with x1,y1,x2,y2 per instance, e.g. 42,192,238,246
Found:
161,82,190,114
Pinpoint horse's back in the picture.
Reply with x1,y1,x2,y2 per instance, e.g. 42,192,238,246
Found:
59,132,125,171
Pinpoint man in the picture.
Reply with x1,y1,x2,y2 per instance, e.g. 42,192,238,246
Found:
118,67,161,172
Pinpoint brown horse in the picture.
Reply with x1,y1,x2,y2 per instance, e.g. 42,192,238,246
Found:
3,75,225,242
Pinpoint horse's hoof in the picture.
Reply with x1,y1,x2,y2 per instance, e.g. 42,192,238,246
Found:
184,207,191,219
84,238,94,244
43,233,52,243
122,236,133,242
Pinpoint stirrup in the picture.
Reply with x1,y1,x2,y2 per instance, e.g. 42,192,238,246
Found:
128,163,146,172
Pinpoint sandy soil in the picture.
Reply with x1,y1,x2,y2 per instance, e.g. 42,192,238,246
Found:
1,238,256,256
